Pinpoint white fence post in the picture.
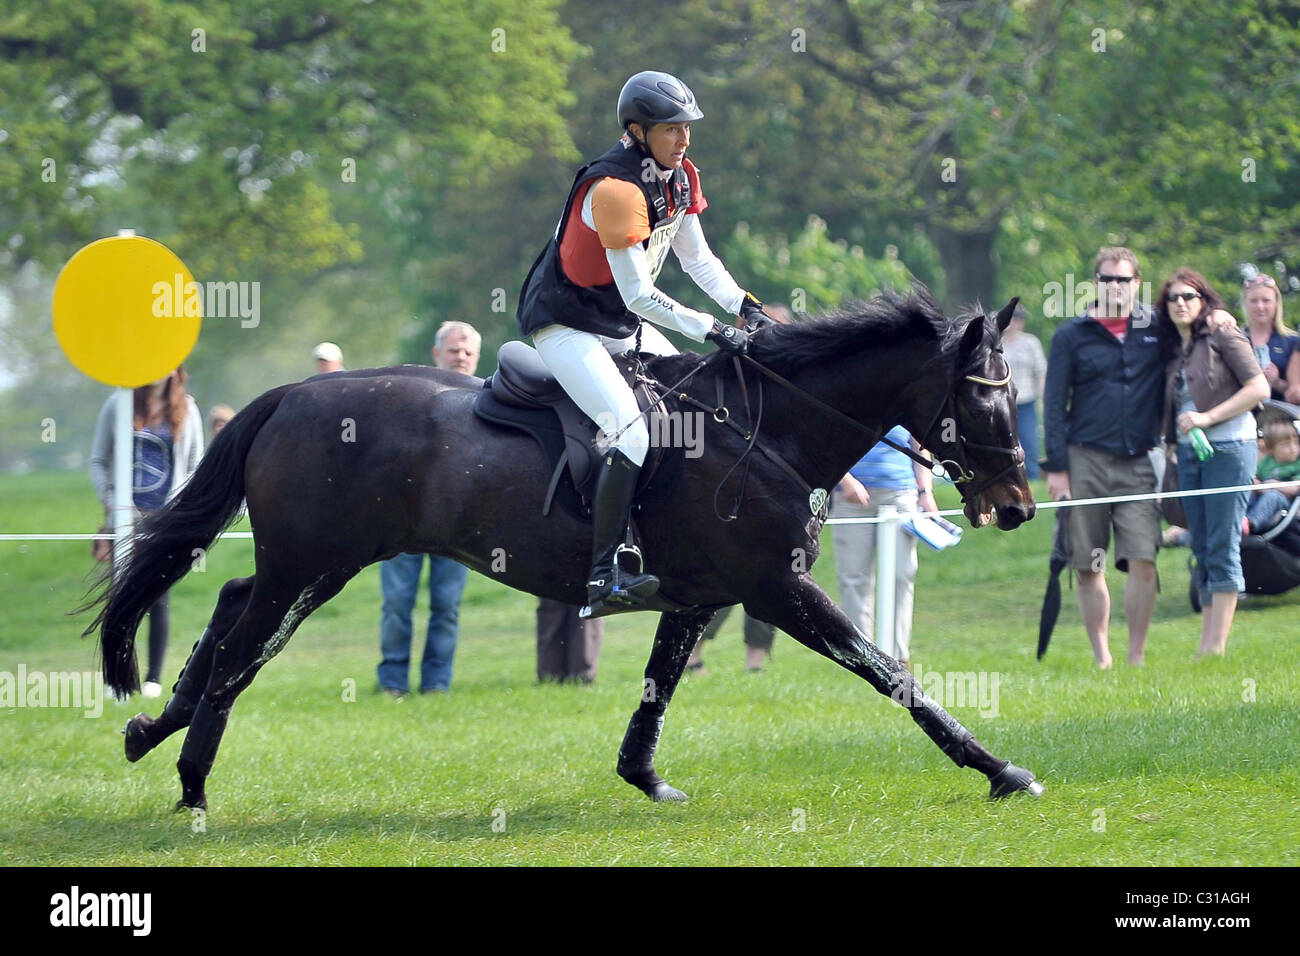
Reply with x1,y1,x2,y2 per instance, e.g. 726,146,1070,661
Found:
874,504,898,659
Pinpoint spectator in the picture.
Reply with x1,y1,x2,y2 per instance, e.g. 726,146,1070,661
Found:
1240,273,1298,402
830,425,935,667
313,342,345,374
428,321,480,376
89,367,204,697
376,321,482,697
1001,303,1047,479
1044,247,1194,668
1246,420,1300,535
1157,268,1268,658
536,598,603,683
208,404,235,438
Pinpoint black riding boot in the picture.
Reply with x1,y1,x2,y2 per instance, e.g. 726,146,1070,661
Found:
584,450,659,615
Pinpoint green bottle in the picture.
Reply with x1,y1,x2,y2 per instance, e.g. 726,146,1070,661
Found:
1189,427,1215,461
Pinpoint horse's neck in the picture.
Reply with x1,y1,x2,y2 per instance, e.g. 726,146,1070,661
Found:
760,342,946,489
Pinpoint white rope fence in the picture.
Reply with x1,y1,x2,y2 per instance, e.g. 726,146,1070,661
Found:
824,479,1300,524
3,477,1296,665
0,480,1297,540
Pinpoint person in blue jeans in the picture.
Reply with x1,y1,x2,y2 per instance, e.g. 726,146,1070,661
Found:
376,320,482,695
1158,268,1268,658
378,554,471,695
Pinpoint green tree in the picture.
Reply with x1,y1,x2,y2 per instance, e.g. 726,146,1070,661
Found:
0,0,583,469
721,215,913,314
0,0,580,276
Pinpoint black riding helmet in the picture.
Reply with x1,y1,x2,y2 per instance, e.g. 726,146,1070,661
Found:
617,71,704,131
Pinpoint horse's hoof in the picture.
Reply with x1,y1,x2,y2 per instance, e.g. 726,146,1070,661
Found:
174,796,206,813
648,781,689,802
123,714,154,763
988,762,1044,799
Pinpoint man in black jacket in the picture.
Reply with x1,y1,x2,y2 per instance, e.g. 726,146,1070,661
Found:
1043,247,1162,668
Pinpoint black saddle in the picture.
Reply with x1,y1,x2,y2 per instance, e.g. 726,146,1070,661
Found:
472,341,668,518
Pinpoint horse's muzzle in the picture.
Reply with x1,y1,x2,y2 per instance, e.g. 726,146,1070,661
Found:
994,501,1032,529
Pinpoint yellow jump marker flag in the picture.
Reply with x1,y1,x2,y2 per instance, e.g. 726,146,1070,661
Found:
52,232,202,388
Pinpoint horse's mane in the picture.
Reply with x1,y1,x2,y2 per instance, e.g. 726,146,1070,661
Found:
649,287,995,382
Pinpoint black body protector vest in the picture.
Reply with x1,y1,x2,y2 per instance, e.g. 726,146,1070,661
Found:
517,134,693,340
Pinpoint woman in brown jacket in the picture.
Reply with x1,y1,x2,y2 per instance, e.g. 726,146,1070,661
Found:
1157,269,1269,657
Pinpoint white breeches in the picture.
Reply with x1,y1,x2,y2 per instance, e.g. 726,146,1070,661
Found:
532,322,678,467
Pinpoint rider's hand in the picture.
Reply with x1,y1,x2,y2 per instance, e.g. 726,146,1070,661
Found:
1045,471,1071,501
738,292,771,332
707,319,750,354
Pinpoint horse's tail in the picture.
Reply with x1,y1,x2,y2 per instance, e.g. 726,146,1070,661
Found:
82,383,297,697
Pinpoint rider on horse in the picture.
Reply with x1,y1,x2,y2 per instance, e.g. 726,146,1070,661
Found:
517,70,768,616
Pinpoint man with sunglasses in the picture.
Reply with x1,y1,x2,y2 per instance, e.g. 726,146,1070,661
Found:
1045,248,1233,667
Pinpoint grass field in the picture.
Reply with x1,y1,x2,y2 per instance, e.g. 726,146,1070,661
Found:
1,469,1297,866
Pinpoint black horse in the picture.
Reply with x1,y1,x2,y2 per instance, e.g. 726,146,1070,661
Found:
88,289,1041,811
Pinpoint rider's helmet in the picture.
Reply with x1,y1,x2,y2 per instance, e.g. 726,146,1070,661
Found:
617,71,704,132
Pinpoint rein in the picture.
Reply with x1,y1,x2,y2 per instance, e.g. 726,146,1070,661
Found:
615,334,1022,521
737,351,1022,506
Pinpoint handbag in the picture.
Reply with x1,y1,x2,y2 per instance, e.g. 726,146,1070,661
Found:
1159,449,1187,528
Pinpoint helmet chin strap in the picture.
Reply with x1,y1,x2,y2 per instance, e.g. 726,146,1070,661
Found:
629,125,673,177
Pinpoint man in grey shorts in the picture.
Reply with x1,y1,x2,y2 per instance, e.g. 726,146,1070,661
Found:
1043,247,1163,668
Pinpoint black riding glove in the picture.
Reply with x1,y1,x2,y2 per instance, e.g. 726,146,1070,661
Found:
706,319,750,354
738,292,771,332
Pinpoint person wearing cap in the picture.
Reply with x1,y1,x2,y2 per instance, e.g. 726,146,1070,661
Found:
313,342,345,374
517,70,768,616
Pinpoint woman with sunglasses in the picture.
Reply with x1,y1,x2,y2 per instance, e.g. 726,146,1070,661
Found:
1241,273,1299,402
1157,270,1268,657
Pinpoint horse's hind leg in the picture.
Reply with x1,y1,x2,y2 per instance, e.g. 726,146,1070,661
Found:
124,577,253,762
617,608,717,802
749,575,1043,800
173,570,353,811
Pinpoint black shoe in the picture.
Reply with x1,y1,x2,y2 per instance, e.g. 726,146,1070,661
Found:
584,450,659,614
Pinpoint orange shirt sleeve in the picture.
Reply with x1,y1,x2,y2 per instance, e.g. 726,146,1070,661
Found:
590,178,651,249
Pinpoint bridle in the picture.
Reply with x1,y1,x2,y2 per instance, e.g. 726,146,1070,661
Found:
613,333,1026,520
917,355,1026,506
736,346,1025,510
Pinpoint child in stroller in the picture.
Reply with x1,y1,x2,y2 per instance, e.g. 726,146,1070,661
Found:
1245,416,1300,536
1185,400,1300,611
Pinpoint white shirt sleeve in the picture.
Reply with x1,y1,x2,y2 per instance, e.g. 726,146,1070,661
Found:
671,213,746,315
604,244,714,342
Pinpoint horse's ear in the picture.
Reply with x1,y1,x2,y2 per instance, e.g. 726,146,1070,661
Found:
993,297,1019,334
958,314,986,365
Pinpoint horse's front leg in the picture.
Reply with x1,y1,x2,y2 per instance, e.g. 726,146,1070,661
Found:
749,575,1043,799
617,608,718,802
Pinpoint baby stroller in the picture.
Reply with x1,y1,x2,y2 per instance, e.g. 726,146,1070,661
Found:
1189,399,1300,611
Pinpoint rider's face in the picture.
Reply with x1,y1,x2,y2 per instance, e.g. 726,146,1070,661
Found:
636,122,691,169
